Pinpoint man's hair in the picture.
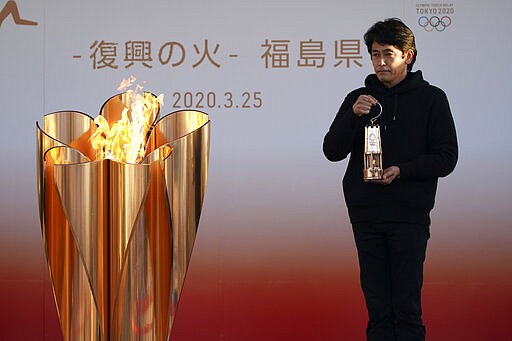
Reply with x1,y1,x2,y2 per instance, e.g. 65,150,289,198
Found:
364,18,417,71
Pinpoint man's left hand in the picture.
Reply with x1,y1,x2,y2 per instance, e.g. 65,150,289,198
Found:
370,166,400,185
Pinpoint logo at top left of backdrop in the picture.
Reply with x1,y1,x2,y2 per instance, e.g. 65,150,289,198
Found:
0,1,38,29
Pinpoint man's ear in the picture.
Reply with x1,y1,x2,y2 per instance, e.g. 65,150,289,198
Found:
405,49,414,65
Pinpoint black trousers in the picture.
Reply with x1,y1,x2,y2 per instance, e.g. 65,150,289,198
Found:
352,222,429,341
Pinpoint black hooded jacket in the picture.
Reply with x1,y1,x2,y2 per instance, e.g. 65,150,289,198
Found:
323,71,458,225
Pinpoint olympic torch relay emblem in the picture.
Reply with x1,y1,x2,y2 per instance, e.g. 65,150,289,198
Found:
36,83,210,340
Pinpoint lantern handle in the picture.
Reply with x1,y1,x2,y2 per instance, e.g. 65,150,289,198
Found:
370,102,382,125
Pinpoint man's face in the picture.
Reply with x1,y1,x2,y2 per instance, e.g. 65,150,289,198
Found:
371,42,413,88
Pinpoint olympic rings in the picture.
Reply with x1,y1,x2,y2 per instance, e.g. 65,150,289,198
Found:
418,15,451,32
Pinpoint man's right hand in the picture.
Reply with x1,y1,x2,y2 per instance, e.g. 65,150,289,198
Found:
352,95,378,116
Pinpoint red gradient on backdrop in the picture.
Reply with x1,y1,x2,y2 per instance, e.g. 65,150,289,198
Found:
169,218,512,341
2,207,512,340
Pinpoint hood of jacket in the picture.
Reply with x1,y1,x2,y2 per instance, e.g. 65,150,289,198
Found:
362,70,430,127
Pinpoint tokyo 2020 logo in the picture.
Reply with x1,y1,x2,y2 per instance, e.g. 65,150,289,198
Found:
418,16,451,32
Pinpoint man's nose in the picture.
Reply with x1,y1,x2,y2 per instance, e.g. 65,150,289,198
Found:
378,58,386,66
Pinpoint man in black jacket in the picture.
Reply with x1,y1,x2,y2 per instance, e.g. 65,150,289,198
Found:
323,18,457,341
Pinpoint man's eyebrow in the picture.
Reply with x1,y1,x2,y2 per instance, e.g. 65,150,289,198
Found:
372,48,394,53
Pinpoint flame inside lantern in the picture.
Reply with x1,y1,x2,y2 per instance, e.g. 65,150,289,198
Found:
89,76,164,164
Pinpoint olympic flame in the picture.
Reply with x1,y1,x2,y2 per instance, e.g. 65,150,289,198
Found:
37,87,210,340
89,76,164,164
